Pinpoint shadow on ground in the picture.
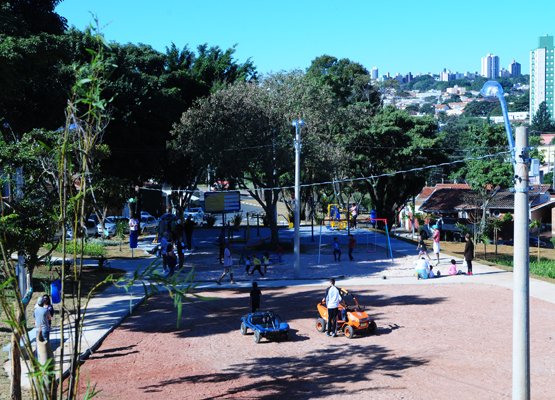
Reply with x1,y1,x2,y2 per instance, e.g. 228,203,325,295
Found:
137,343,427,399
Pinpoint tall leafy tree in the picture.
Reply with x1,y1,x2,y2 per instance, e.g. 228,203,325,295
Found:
170,71,343,246
345,105,443,225
531,101,555,136
0,1,72,134
307,55,380,108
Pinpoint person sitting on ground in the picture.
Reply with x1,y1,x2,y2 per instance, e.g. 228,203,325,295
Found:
428,264,436,279
414,257,429,279
449,259,458,275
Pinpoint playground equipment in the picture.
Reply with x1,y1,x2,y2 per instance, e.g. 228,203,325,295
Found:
318,218,394,263
327,204,348,230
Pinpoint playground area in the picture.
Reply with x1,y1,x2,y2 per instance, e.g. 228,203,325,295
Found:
76,284,555,399
178,243,414,282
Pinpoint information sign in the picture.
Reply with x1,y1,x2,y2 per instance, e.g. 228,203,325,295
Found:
204,191,241,213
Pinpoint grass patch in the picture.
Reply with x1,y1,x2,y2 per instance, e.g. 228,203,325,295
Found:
490,256,555,279
44,240,105,257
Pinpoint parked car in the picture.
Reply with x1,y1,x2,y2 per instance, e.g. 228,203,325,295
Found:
529,237,547,248
140,216,158,233
67,219,97,240
97,216,129,237
183,207,204,225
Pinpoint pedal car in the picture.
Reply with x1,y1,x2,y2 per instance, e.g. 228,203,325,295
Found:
240,310,290,343
316,288,377,339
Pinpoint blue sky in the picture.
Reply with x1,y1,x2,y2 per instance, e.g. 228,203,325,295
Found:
56,0,555,77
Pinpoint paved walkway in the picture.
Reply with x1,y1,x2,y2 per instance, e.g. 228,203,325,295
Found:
6,227,555,387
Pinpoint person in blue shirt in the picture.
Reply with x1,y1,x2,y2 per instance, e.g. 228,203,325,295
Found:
331,237,341,261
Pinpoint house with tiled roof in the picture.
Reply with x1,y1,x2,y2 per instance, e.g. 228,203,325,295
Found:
417,184,555,238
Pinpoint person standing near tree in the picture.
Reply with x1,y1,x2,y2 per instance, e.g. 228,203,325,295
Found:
35,296,52,342
432,225,441,265
464,233,474,275
349,203,358,229
184,215,194,250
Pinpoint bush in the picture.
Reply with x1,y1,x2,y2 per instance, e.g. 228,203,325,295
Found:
44,240,106,257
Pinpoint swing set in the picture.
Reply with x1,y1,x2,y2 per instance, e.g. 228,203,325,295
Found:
317,218,394,263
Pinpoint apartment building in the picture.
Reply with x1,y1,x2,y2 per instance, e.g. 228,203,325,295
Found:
530,35,555,118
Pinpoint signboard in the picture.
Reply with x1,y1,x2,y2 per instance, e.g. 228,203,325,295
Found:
204,191,241,213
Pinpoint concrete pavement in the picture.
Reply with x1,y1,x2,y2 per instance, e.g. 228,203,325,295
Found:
6,226,555,388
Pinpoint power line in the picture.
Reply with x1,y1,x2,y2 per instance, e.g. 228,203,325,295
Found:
245,151,511,192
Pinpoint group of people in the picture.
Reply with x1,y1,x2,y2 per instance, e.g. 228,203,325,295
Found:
156,216,199,278
330,235,357,262
415,227,475,277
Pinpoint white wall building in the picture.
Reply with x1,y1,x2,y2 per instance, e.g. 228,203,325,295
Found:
481,53,500,78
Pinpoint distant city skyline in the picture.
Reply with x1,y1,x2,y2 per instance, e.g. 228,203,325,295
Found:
55,1,554,77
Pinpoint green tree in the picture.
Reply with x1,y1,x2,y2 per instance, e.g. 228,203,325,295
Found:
531,101,555,135
306,55,380,107
171,71,343,246
345,106,443,226
405,104,420,114
452,123,513,234
420,102,435,115
463,100,496,117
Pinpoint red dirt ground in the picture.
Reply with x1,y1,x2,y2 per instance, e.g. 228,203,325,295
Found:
77,284,555,399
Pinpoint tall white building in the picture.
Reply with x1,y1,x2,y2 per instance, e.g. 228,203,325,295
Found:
530,35,555,118
371,67,378,80
481,53,500,78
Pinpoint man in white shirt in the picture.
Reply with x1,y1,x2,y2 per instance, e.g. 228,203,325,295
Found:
322,278,342,337
414,257,429,279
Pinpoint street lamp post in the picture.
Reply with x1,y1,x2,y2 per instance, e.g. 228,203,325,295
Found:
481,81,530,400
292,120,305,280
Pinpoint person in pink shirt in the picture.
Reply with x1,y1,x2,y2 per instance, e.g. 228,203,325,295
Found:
432,225,440,265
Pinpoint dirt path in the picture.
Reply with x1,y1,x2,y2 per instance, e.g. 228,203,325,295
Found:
78,284,555,399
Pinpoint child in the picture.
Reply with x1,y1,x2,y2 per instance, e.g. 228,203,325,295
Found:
428,264,436,279
245,256,252,274
263,252,270,274
348,234,356,261
449,259,458,275
332,237,341,261
249,282,262,313
276,245,284,263
416,233,432,261
251,256,264,277
166,243,177,277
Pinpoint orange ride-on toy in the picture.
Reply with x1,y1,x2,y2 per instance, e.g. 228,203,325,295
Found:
316,288,377,339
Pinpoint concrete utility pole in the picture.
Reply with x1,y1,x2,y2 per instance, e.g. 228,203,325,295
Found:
292,120,305,280
513,126,530,399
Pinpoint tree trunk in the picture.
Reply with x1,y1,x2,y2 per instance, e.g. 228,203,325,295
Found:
10,304,23,400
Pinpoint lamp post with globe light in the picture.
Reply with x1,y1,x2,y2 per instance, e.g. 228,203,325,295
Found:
481,80,529,399
292,120,305,279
